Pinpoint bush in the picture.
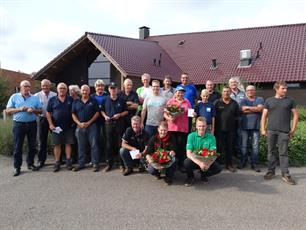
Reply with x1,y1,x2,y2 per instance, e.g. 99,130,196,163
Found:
297,106,306,122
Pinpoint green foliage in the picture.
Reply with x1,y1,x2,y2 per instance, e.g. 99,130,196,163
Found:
0,77,10,112
297,106,306,122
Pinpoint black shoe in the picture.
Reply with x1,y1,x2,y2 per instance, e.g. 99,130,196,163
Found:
53,163,60,172
237,162,246,169
13,168,21,177
123,167,133,176
200,173,208,182
155,172,161,180
37,162,45,169
164,177,173,185
264,171,275,180
66,159,73,170
27,165,39,171
103,165,112,172
93,164,100,172
72,166,85,172
251,165,261,173
184,178,195,187
138,165,145,173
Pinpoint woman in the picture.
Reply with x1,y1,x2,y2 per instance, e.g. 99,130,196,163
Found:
146,121,177,185
164,85,191,172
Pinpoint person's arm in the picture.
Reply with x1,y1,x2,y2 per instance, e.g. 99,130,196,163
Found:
186,150,206,170
211,117,215,135
28,107,42,115
141,98,147,129
83,112,100,127
122,139,137,151
5,107,26,115
261,108,268,136
46,111,55,130
289,108,299,138
112,100,129,120
72,113,84,129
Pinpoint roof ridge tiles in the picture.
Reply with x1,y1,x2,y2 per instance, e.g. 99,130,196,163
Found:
86,32,158,43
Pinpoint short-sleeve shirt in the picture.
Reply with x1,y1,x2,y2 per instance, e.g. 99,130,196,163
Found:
122,127,149,152
264,97,296,133
143,94,167,126
166,97,191,133
47,96,73,130
241,97,264,130
72,97,99,122
195,101,216,125
214,99,240,132
177,83,198,108
186,132,216,151
35,91,57,116
91,92,108,125
102,96,128,118
118,90,139,121
208,91,221,103
161,87,174,100
6,93,42,122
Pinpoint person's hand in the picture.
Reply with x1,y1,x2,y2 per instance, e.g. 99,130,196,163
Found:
169,151,175,157
78,122,86,129
112,113,121,120
135,153,142,159
82,122,90,128
261,129,267,136
104,115,111,121
49,124,55,130
199,162,209,170
168,115,175,123
289,130,295,139
141,123,144,129
19,106,28,112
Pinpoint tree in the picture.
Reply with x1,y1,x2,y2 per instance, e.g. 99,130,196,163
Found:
0,77,10,112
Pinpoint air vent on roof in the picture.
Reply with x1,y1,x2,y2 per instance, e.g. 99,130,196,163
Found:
210,59,218,70
178,40,185,46
238,49,252,68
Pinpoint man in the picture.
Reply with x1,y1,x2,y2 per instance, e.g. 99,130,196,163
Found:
229,77,246,159
91,79,108,162
184,117,222,187
136,73,152,115
214,86,240,172
238,85,264,172
261,81,298,185
46,83,74,172
72,85,100,172
119,116,149,176
161,75,174,100
35,79,56,168
205,80,221,103
6,80,42,176
141,80,167,137
101,82,128,172
118,78,139,128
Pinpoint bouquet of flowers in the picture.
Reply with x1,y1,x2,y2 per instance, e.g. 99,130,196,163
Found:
150,148,175,170
193,148,220,171
164,104,185,117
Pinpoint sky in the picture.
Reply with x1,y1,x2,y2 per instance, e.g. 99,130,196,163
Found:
0,0,305,74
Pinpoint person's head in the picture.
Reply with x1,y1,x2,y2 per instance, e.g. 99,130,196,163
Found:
158,121,168,138
245,85,256,98
228,77,238,91
123,78,133,93
175,85,185,100
200,89,210,102
20,80,31,96
141,73,151,87
108,82,118,96
80,84,90,98
56,82,68,96
273,81,287,97
41,79,52,94
181,73,189,85
131,115,141,133
222,85,231,100
205,80,215,93
196,117,207,136
94,79,105,95
163,75,172,88
152,80,160,95
69,85,80,99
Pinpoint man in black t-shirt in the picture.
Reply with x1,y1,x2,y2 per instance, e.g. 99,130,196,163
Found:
206,80,221,103
261,81,299,185
214,86,240,172
119,116,149,176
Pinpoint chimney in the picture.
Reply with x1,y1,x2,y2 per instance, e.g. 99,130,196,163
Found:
139,26,150,39
239,49,252,67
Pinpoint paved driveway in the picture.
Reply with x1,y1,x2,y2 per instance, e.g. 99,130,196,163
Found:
0,156,305,230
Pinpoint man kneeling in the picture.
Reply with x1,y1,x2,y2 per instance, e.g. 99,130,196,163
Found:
184,117,222,187
120,116,149,176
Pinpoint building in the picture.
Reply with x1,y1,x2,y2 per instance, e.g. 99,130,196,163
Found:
33,23,306,105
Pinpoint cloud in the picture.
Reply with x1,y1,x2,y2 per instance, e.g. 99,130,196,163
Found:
0,6,16,43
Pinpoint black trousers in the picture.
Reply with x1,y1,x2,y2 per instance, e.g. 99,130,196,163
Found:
184,158,222,179
169,131,188,167
216,130,235,167
37,117,49,164
104,120,124,166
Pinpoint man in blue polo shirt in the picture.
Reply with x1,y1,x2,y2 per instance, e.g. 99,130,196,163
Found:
6,80,42,176
72,85,100,172
46,82,74,172
101,82,128,172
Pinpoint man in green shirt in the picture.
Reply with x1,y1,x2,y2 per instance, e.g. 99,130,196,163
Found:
184,117,222,186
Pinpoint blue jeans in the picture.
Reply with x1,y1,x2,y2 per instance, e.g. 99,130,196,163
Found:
12,121,37,169
120,148,141,168
241,130,259,166
144,125,158,137
75,123,99,167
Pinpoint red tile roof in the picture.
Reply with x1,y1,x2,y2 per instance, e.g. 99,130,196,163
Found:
147,23,306,84
87,33,182,82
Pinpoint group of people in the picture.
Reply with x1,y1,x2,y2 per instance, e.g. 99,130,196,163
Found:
5,72,299,186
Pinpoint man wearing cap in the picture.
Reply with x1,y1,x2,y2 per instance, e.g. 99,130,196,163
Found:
6,80,42,176
35,79,56,168
72,85,100,172
101,82,128,172
46,83,74,172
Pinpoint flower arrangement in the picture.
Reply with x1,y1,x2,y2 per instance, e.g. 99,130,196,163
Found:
150,148,175,170
193,148,220,171
164,104,184,117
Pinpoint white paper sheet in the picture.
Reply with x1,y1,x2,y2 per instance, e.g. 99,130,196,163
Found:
52,126,63,134
129,149,140,160
188,109,195,117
